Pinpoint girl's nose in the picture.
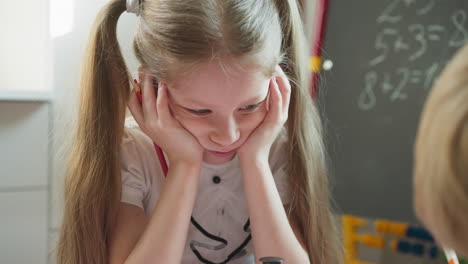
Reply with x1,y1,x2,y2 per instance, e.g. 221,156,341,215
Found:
210,118,240,147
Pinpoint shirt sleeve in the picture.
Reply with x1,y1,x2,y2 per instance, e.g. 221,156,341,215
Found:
120,128,150,209
269,128,291,205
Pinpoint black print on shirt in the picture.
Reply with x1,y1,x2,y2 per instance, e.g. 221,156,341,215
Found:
190,217,252,264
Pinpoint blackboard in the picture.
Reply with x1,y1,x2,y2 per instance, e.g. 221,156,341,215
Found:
319,0,468,222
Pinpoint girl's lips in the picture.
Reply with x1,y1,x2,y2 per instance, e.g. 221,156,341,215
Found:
207,149,238,157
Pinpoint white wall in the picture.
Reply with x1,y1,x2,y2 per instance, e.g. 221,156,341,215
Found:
0,102,50,264
0,0,52,99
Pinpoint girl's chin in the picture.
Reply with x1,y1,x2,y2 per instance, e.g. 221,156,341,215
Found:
203,150,236,164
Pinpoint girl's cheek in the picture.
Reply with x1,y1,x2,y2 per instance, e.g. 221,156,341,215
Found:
169,106,198,131
255,104,268,120
178,118,208,135
241,109,267,129
168,103,178,118
170,105,191,121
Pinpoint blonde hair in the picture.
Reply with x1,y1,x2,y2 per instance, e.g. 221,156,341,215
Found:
56,0,343,263
414,44,468,255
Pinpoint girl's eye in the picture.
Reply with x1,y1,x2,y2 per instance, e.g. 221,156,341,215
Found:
240,104,261,112
188,109,211,115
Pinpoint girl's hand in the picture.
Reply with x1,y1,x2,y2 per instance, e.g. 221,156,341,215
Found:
127,68,204,166
237,65,291,162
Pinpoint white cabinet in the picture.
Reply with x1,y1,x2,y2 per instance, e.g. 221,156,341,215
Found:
0,191,48,264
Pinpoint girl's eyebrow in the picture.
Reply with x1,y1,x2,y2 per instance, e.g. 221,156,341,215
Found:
239,95,268,106
184,94,268,108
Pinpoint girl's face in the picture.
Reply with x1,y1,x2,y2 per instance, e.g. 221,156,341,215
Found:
167,62,271,164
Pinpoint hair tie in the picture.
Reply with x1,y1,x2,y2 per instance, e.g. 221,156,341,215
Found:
126,0,142,16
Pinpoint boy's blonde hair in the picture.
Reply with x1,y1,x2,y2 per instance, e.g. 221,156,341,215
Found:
56,0,343,263
414,44,468,256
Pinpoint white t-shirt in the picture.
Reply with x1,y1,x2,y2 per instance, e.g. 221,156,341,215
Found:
120,120,291,264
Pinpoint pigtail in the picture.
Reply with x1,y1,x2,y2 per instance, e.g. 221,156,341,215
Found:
275,0,343,263
56,0,130,263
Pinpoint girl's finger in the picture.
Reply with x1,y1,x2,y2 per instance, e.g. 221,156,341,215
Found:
141,70,158,119
274,66,291,113
266,77,282,123
155,83,173,126
275,76,291,114
266,88,271,111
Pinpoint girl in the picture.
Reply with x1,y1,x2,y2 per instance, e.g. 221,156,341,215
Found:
56,0,342,263
413,43,468,257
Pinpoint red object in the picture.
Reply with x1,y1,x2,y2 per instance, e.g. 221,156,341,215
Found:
136,88,142,103
136,90,169,176
310,0,329,98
